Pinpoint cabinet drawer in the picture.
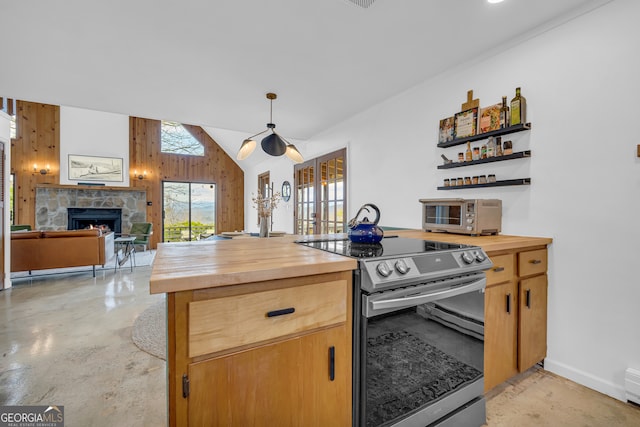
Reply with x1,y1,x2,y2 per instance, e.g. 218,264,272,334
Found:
486,254,515,286
188,280,348,358
518,249,548,277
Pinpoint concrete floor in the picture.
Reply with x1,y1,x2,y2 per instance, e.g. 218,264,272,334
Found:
1,265,639,426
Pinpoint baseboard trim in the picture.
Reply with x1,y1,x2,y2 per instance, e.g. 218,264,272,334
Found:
544,358,627,402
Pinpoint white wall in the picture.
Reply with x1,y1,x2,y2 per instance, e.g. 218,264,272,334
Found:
0,111,11,289
60,106,130,186
244,0,640,401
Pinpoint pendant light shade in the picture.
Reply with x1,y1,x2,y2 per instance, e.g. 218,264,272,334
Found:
261,132,287,156
237,93,304,163
237,138,257,160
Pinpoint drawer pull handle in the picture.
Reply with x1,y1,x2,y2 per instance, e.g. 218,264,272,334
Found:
266,307,295,318
506,293,512,314
525,289,531,308
493,267,505,272
329,346,335,381
529,259,542,265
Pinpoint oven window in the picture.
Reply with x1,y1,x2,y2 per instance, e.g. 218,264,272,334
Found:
425,205,462,226
364,295,483,427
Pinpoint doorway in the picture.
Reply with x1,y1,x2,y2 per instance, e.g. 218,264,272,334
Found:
162,181,216,242
294,148,346,235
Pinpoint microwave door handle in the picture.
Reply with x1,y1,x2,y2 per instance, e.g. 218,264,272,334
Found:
369,277,486,312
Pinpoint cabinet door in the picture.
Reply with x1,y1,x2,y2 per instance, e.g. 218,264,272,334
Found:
518,274,548,371
484,281,518,391
187,326,349,427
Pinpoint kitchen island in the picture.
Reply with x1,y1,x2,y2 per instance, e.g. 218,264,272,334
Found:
150,231,551,426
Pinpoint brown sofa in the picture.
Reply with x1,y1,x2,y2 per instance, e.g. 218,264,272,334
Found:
11,229,113,276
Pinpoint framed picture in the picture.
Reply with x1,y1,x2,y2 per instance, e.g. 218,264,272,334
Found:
479,103,501,133
438,116,455,143
68,154,123,182
454,107,478,139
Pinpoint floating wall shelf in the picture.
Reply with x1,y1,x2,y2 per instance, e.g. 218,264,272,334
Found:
437,123,532,148
437,178,531,190
438,150,531,169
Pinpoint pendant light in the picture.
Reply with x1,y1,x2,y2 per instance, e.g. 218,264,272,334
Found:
237,93,304,163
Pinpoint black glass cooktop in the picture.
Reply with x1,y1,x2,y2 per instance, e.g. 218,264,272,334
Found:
297,237,468,259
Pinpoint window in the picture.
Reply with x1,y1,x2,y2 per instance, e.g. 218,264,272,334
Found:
160,121,204,156
162,182,216,241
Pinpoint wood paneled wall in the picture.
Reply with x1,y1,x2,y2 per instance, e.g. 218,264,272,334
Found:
11,101,60,226
129,118,244,248
10,101,244,249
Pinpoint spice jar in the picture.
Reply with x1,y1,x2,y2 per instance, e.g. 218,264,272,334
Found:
458,152,464,163
488,174,496,183
472,176,479,185
464,177,471,186
503,140,513,155
457,177,464,186
481,144,487,159
472,147,480,161
443,178,450,187
478,175,487,184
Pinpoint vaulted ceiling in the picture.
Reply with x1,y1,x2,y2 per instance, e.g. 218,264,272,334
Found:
1,0,611,145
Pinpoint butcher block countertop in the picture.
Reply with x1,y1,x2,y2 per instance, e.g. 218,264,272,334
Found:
149,235,357,294
149,231,552,294
392,230,552,253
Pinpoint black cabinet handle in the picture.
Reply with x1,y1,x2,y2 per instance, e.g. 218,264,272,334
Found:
493,266,505,272
525,289,531,308
266,307,295,318
329,346,335,381
529,259,542,265
506,293,512,314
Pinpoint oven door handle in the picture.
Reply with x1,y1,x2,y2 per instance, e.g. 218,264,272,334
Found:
368,277,486,315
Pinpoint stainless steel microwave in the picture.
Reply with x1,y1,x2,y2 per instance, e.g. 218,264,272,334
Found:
419,198,502,236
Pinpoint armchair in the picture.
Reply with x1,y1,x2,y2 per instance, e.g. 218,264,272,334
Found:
126,222,153,252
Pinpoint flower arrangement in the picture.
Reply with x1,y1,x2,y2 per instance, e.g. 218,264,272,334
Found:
252,191,281,218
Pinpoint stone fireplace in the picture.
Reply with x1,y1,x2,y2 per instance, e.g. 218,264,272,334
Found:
35,186,147,233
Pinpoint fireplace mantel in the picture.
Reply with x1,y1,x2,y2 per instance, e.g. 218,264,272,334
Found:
36,184,141,191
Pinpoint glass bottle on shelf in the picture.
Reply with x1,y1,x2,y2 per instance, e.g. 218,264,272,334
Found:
481,144,487,159
473,147,480,160
496,136,503,156
487,136,495,158
500,96,510,128
465,142,472,162
510,87,527,126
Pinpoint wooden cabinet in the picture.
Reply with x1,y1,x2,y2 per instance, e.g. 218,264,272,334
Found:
167,271,353,427
484,247,548,391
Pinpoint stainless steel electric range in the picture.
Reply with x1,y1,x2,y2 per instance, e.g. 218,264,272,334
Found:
297,236,492,427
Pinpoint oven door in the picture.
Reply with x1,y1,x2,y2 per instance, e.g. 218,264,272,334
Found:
358,274,486,427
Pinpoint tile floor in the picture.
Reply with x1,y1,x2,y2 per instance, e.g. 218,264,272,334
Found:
1,264,638,426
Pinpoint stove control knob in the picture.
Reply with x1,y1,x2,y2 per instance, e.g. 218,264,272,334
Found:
473,250,486,262
461,252,475,264
376,262,393,277
395,259,410,275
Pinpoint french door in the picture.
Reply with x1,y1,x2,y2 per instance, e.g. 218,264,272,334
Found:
294,148,346,235
162,181,216,242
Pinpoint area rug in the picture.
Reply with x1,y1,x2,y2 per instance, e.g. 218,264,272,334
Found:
132,300,166,360
366,330,481,427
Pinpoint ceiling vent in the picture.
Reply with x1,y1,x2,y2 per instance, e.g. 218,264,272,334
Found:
344,0,377,9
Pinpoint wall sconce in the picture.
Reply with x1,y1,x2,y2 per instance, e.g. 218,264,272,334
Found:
33,163,51,175
133,169,148,180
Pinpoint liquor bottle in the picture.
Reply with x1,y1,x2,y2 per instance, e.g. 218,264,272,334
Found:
465,141,472,162
500,96,510,128
510,87,527,126
487,136,495,158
